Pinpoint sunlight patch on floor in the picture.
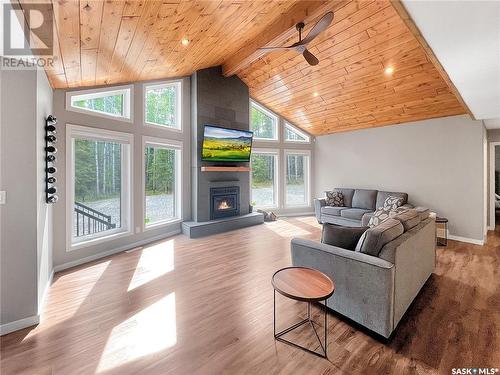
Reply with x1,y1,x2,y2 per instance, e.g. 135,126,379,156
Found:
96,292,177,373
127,239,175,292
265,219,310,237
292,216,321,227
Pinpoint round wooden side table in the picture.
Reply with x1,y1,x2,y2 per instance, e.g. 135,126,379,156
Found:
271,267,335,358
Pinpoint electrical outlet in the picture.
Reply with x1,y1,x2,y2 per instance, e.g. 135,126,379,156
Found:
0,191,6,205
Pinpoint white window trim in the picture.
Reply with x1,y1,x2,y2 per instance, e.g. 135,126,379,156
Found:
66,124,134,251
284,149,311,208
284,121,311,143
250,148,279,209
250,100,279,142
143,80,183,132
142,136,183,232
65,85,134,123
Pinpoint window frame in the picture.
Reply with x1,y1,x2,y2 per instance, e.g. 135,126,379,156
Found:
143,80,183,132
284,121,311,143
250,148,279,209
65,85,133,122
66,124,134,251
250,100,279,142
142,136,183,232
283,149,311,208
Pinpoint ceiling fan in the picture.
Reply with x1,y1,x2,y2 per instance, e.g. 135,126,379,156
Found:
259,11,334,66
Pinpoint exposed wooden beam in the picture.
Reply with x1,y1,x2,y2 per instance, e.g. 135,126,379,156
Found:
390,0,475,119
221,0,344,77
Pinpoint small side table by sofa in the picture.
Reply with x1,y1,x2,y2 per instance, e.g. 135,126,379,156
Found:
436,217,448,246
271,267,334,358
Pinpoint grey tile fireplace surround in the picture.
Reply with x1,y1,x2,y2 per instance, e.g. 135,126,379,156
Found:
182,66,264,238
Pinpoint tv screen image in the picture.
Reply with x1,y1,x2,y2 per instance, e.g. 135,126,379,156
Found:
201,125,253,162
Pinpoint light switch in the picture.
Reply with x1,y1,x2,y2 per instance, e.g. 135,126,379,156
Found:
0,191,6,205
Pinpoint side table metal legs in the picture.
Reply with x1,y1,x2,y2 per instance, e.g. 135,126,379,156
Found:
273,290,328,358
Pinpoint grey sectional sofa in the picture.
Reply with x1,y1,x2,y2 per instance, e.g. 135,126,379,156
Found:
292,212,435,338
314,188,410,227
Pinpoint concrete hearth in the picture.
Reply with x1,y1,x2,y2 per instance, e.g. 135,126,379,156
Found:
181,212,264,238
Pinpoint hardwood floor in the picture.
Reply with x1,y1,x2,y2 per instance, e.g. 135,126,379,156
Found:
1,216,498,375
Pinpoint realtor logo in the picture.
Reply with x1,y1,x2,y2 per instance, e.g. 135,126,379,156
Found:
3,2,53,56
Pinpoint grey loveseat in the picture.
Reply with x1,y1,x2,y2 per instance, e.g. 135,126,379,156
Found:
314,188,410,227
291,214,435,338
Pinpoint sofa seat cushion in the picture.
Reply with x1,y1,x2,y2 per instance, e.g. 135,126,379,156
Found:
352,189,377,210
376,191,408,209
321,206,348,216
321,224,368,250
340,208,373,221
355,218,404,256
392,209,421,231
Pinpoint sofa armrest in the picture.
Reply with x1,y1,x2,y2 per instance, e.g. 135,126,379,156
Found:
314,198,327,223
291,238,395,338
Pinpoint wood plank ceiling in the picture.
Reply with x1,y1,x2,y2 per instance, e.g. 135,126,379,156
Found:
18,0,467,135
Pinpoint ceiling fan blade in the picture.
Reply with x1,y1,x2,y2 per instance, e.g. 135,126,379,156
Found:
259,46,294,52
303,49,319,66
299,11,334,46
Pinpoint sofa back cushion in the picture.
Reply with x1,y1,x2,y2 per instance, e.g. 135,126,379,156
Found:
321,224,367,251
392,209,421,231
376,191,408,209
355,218,404,256
334,188,355,207
352,189,377,210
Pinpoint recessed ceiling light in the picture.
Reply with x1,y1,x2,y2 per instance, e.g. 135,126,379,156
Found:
181,38,189,46
313,92,319,97
384,67,394,75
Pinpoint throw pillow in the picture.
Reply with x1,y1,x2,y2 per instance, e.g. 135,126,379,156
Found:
383,195,405,210
321,224,367,251
325,191,344,207
368,207,397,227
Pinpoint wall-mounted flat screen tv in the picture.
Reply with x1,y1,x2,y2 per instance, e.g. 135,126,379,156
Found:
201,125,253,162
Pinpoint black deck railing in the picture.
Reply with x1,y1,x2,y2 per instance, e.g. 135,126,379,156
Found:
75,201,116,237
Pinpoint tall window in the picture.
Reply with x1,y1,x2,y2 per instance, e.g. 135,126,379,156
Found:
250,101,278,140
251,150,278,208
66,86,132,121
285,150,310,206
144,81,182,130
285,122,310,143
143,138,182,228
67,125,132,249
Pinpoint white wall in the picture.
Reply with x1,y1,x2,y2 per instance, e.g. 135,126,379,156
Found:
314,115,486,242
52,78,191,271
0,64,44,332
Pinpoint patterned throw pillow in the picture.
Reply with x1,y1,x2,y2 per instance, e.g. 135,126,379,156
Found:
325,191,344,207
368,205,409,227
383,196,404,210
